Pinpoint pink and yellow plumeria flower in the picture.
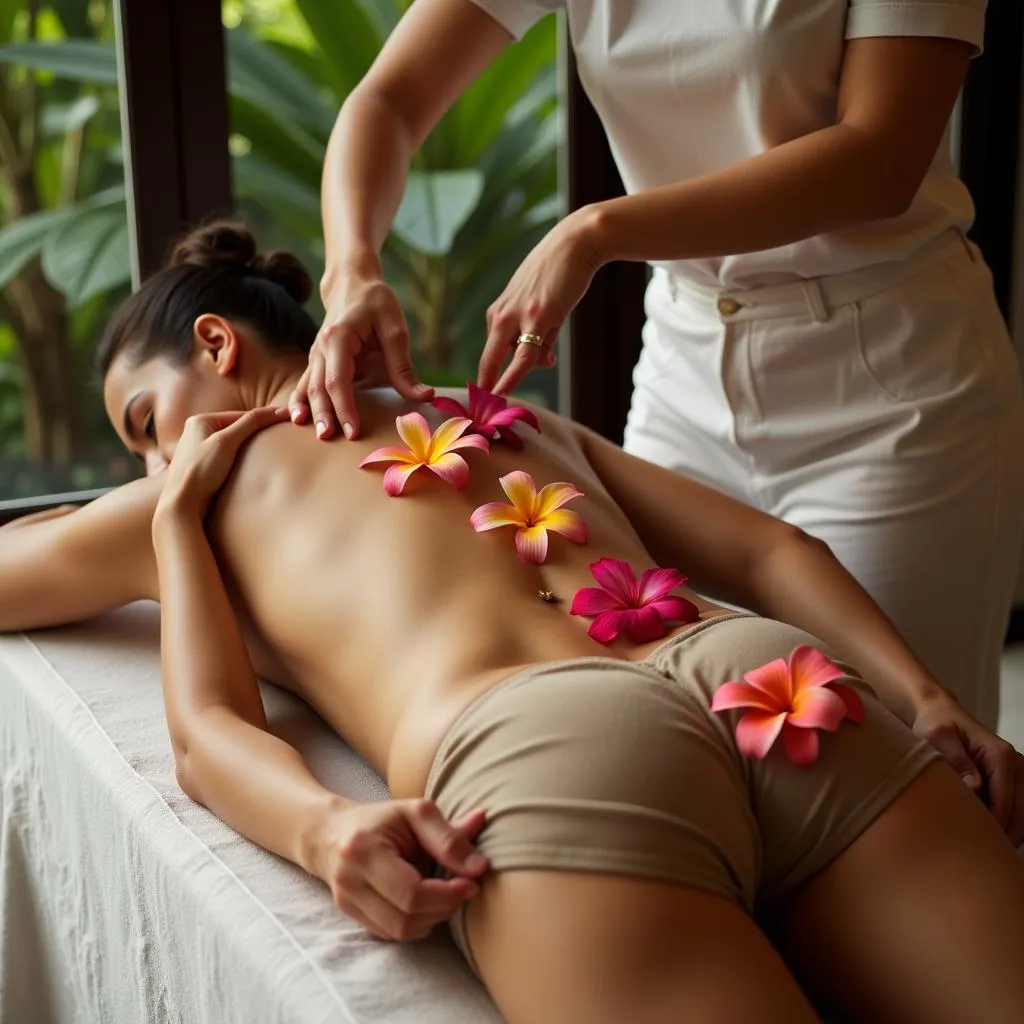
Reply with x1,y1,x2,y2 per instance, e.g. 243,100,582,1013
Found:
432,382,541,449
570,557,700,644
470,470,587,564
710,645,865,768
359,412,489,496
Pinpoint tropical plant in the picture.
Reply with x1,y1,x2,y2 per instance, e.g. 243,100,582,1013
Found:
0,0,560,497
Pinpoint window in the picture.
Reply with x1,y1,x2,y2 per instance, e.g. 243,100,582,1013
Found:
0,0,138,503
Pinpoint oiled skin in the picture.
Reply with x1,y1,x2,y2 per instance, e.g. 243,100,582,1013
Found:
207,389,723,798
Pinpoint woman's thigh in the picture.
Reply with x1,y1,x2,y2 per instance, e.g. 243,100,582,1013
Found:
773,761,1024,1024
465,871,818,1024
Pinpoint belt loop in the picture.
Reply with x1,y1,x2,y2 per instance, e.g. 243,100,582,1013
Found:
801,280,830,323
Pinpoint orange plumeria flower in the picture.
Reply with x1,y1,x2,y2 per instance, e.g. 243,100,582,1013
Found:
710,645,865,768
359,413,489,496
470,470,588,564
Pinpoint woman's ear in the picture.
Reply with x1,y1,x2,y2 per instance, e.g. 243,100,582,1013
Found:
193,314,240,376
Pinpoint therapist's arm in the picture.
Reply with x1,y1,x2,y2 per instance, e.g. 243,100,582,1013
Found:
577,35,973,265
297,0,511,437
576,423,943,723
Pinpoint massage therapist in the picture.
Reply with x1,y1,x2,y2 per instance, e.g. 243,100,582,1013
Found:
290,0,1024,735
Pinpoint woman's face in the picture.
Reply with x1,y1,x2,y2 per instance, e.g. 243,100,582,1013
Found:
103,317,244,474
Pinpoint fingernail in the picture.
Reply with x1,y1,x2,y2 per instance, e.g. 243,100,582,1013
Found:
316,420,328,439
342,422,355,440
465,853,487,873
290,408,302,423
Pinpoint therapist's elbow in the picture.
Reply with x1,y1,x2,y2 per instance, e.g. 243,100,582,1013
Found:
170,728,202,802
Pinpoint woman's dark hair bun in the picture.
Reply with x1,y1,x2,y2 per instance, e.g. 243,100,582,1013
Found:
169,219,312,305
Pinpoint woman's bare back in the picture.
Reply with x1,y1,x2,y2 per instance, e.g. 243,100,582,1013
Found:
208,390,723,795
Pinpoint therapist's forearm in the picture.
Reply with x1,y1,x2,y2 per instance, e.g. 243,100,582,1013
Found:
154,512,351,874
747,531,945,723
321,87,416,283
580,123,910,268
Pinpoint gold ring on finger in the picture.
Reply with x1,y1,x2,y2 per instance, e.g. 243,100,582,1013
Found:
516,332,545,349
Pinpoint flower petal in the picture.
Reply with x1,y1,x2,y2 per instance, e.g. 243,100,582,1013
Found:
570,586,623,617
831,683,866,724
499,471,539,515
470,502,524,532
540,509,588,544
431,396,469,419
588,610,624,644
588,558,640,605
359,446,417,467
426,452,470,490
467,383,506,424
382,462,421,496
647,596,701,625
734,711,788,760
489,405,540,432
515,524,549,564
429,417,474,457
446,431,491,454
535,481,584,517
395,412,433,459
789,686,846,732
742,658,793,704
637,567,688,604
782,722,820,768
711,681,782,714
788,644,847,691
620,606,667,644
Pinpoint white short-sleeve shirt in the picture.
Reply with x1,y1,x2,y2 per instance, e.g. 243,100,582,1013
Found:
468,0,987,288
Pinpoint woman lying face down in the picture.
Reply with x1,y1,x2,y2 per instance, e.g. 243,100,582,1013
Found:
5,220,1024,1023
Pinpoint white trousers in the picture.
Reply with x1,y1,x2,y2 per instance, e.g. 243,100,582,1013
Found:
624,231,1024,729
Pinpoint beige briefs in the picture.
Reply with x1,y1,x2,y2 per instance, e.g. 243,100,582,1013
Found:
425,613,940,975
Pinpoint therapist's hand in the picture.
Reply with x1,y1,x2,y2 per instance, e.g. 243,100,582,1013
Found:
313,799,489,942
912,691,1024,846
290,260,434,440
478,208,605,396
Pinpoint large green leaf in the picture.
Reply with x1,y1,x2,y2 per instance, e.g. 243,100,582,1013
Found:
41,201,131,308
392,170,485,257
226,27,336,143
448,18,557,165
0,206,80,289
0,40,117,83
41,93,100,137
233,152,321,233
292,0,381,100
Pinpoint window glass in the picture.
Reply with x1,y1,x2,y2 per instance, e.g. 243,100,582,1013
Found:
0,0,137,501
223,0,562,407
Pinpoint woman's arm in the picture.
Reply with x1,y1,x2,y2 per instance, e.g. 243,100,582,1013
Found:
0,475,162,632
576,36,973,265
577,426,941,722
155,409,487,941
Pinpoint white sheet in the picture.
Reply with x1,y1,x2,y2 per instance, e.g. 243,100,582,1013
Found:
0,602,502,1024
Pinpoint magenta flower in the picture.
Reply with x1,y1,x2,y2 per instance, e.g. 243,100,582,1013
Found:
570,558,700,644
432,382,540,449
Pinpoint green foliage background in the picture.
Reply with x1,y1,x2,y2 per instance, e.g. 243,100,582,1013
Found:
0,0,560,499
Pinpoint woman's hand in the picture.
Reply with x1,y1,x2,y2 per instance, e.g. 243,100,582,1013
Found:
311,798,488,942
912,692,1024,846
289,261,434,441
477,208,606,396
156,407,291,522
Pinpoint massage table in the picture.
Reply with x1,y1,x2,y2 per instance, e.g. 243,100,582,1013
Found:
0,602,503,1024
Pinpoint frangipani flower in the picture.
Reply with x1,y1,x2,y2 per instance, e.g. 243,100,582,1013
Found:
570,558,699,644
710,645,865,768
359,413,489,496
432,382,541,449
470,470,587,563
